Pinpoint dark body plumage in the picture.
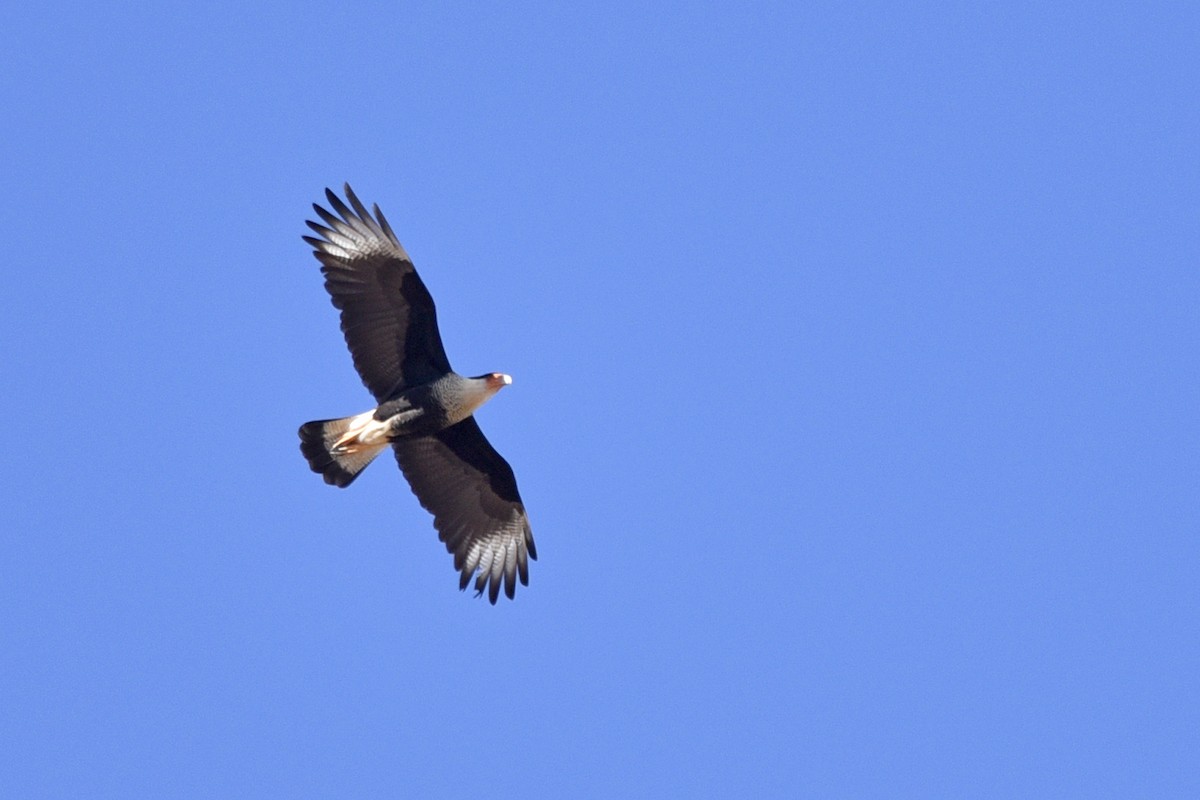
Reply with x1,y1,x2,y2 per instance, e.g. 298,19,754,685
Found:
298,185,536,603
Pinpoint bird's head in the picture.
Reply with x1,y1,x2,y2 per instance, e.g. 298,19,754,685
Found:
484,372,513,393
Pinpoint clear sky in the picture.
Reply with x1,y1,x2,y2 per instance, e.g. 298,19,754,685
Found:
2,2,1197,797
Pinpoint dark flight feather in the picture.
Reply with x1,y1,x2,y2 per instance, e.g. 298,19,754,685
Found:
305,185,452,400
392,418,536,603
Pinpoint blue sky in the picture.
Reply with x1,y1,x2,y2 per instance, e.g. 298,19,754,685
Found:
2,2,1197,796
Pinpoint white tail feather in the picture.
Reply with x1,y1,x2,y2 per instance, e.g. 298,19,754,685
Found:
299,411,389,488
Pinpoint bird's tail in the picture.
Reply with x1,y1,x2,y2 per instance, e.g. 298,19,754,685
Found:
299,414,388,488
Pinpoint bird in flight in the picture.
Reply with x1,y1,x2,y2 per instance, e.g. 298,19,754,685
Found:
298,185,536,603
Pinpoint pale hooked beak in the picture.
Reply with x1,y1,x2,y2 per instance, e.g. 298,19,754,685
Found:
488,373,513,389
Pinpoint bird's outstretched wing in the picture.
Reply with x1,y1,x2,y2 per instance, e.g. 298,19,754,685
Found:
303,184,452,400
392,417,537,603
